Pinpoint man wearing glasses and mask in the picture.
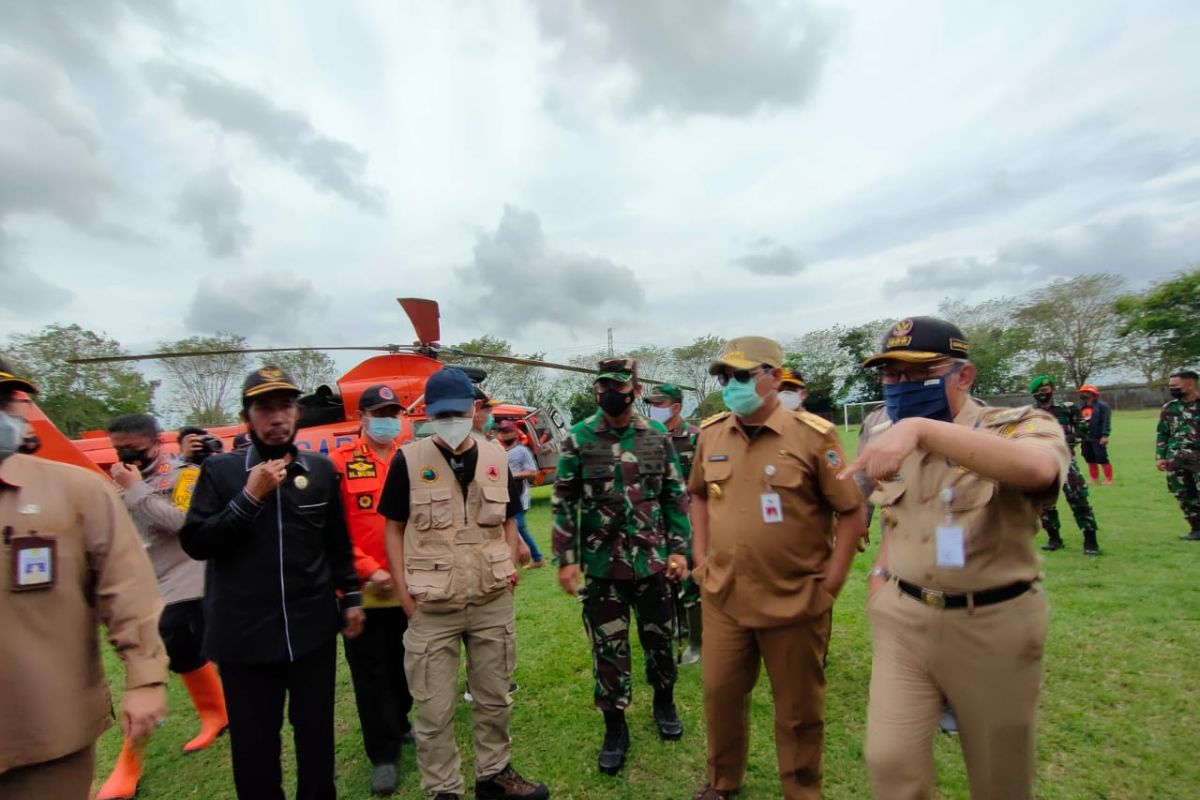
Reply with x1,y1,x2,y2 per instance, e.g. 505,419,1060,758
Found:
687,338,865,800
844,318,1069,800
552,358,692,776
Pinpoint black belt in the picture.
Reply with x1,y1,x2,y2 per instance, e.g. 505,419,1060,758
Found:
897,579,1032,609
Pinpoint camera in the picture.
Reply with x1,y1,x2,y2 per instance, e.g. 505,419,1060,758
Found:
180,427,225,465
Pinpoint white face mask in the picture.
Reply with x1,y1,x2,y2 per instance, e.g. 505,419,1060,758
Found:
432,416,473,450
648,406,673,423
778,390,803,411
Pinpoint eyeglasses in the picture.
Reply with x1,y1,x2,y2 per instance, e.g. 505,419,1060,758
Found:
877,362,960,385
715,367,768,387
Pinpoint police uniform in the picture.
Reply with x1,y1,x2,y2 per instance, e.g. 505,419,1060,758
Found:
329,384,414,780
1029,377,1100,555
0,364,168,800
552,358,692,773
688,338,863,800
860,319,1070,800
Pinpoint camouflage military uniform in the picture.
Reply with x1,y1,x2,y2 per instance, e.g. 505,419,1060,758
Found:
1039,400,1099,549
552,410,692,711
1156,397,1200,534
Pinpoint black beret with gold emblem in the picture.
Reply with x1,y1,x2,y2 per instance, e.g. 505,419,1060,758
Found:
242,366,301,400
862,316,970,367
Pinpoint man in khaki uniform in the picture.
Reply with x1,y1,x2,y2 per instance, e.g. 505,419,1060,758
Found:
687,338,866,800
0,360,168,799
380,368,547,800
844,317,1069,800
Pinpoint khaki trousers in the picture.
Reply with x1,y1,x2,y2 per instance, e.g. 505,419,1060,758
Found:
701,596,831,800
865,581,1048,800
404,591,516,796
0,745,94,800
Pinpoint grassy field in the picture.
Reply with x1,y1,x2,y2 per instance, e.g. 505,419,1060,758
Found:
96,409,1200,799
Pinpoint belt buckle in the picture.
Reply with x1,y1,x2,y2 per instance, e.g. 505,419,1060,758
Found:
920,588,946,608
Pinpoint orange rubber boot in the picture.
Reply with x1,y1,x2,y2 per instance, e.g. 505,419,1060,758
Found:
96,738,143,800
180,662,228,753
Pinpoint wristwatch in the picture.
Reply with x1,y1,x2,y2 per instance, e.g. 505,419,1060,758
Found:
868,566,891,580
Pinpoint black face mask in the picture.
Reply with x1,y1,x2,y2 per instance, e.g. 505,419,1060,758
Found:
1169,387,1185,400
1034,392,1053,406
18,434,40,455
598,389,633,418
116,446,152,468
249,429,295,461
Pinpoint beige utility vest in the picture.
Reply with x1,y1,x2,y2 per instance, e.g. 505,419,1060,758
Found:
403,437,515,610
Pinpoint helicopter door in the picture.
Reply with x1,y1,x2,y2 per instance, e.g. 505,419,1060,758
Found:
523,407,570,483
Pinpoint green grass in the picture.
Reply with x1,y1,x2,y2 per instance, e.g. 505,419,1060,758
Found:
97,409,1200,798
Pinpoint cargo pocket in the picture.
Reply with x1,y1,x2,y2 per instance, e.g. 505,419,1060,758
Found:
430,487,454,528
402,632,429,701
477,484,508,527
483,548,515,593
406,557,453,602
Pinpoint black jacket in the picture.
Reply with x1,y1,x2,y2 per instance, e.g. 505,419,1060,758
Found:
181,445,361,664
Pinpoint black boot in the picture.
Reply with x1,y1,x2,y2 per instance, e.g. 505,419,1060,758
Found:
1083,533,1100,556
1041,536,1064,552
653,687,683,741
598,710,629,775
1181,529,1200,541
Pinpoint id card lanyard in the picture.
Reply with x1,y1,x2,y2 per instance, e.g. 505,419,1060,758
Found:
935,486,966,569
760,464,783,524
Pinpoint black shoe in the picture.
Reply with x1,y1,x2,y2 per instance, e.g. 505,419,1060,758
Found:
370,763,397,796
1084,542,1100,556
434,795,463,800
1180,530,1200,541
652,688,683,741
1041,539,1064,552
598,711,629,775
475,763,549,799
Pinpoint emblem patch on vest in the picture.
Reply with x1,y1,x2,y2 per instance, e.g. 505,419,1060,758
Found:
357,494,374,509
486,465,500,480
347,459,376,479
420,466,438,483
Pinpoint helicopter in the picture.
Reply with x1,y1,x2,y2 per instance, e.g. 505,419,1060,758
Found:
39,298,687,484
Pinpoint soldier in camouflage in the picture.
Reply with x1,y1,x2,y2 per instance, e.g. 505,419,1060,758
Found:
646,383,704,665
1157,370,1200,540
1030,376,1101,555
552,358,692,776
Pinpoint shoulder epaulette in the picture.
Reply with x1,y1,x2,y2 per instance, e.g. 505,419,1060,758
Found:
700,411,730,428
796,410,834,434
980,404,1033,427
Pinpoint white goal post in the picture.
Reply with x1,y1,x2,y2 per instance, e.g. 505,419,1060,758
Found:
841,400,885,431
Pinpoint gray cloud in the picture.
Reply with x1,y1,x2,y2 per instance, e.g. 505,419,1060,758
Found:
175,167,252,258
145,60,386,213
0,230,75,314
185,271,330,341
732,237,805,276
533,0,837,117
455,205,645,329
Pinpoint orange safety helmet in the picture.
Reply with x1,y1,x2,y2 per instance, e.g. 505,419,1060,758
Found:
1078,384,1100,397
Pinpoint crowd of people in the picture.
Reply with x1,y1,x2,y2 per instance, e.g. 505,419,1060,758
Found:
0,316,1197,800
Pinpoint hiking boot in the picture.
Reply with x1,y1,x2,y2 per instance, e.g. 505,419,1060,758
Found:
1180,529,1200,541
690,785,736,799
653,688,683,741
597,710,629,775
1084,539,1100,556
370,763,398,796
1041,538,1064,552
475,764,549,799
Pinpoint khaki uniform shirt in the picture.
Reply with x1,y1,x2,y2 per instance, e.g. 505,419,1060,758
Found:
871,402,1070,593
120,456,205,605
689,405,863,628
0,454,167,774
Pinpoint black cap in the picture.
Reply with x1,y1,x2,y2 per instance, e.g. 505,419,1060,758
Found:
242,366,301,401
862,316,970,367
359,384,401,412
0,356,37,395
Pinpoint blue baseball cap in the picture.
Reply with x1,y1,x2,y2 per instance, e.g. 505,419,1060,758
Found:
425,368,475,417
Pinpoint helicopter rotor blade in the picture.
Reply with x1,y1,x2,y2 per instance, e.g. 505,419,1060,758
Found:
440,349,695,390
68,345,418,365
397,298,441,346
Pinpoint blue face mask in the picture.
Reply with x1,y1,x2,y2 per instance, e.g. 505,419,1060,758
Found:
722,377,764,418
883,371,957,423
365,416,401,444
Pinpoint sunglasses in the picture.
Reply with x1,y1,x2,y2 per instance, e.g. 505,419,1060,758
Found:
715,367,768,387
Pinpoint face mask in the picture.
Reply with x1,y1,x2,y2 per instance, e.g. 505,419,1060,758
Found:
18,433,40,454
648,406,673,423
1169,387,1185,400
598,389,633,418
116,446,152,468
1033,392,1053,406
366,416,401,444
0,412,22,458
483,414,495,433
249,430,295,461
1079,395,1092,405
778,391,802,411
499,437,517,448
884,372,956,423
432,416,473,450
722,376,764,418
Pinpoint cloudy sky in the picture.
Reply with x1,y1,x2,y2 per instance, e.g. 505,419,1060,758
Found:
2,0,1198,374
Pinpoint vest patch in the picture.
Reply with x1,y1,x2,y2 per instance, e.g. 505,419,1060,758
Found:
420,466,438,483
347,458,377,479
357,494,374,510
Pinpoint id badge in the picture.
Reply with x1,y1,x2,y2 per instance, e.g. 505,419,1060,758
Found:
760,492,783,524
935,526,965,568
11,535,56,592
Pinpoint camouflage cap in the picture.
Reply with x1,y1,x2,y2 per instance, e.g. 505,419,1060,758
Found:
0,356,37,395
242,366,301,400
780,368,806,390
646,384,683,404
596,357,637,383
1029,375,1055,394
708,336,784,375
862,317,970,367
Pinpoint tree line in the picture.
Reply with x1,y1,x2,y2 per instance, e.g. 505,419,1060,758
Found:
5,269,1197,435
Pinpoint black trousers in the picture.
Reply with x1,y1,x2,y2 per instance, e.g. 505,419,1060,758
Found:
344,606,414,765
160,598,207,674
219,640,337,800
1081,438,1110,464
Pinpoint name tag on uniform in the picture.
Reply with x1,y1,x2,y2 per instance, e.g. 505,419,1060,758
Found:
935,526,965,568
11,535,56,592
760,492,783,523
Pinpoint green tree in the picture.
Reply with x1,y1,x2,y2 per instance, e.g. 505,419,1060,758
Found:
264,350,339,393
838,320,893,402
156,333,250,425
1116,268,1200,369
784,326,849,413
5,323,158,436
1015,274,1125,387
938,297,1032,395
671,335,726,402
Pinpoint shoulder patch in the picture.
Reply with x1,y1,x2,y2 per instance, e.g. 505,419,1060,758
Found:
980,405,1031,427
700,411,731,428
797,411,834,434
